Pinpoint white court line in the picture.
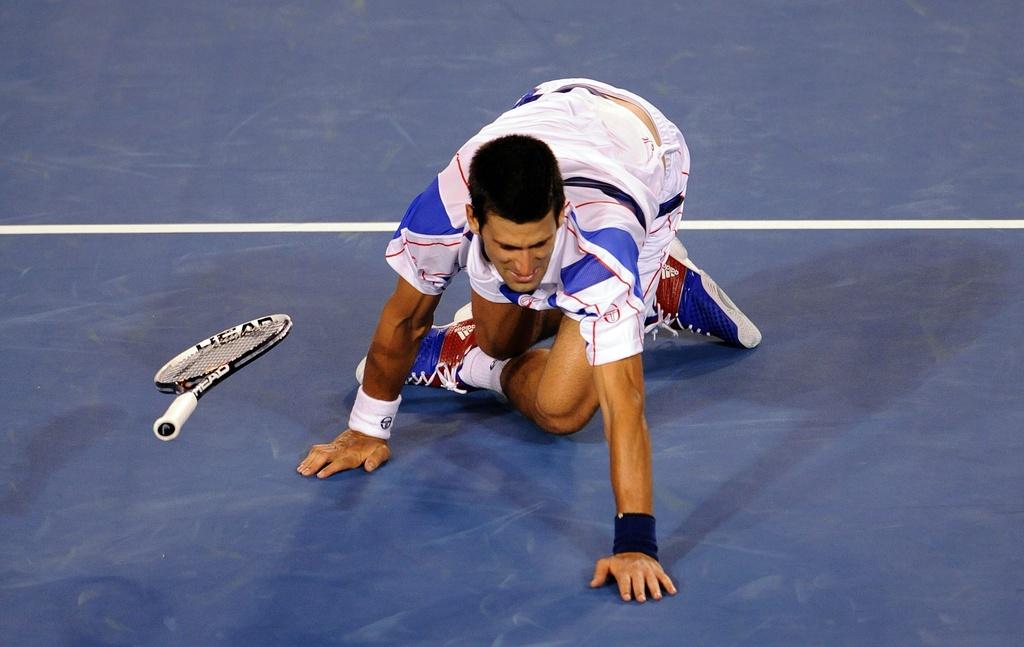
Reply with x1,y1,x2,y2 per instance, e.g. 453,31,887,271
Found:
0,220,1023,235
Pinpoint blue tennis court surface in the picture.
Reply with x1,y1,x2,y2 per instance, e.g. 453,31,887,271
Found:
2,2,1022,645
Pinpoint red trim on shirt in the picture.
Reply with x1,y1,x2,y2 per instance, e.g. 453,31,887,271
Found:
642,261,661,299
385,238,463,259
649,213,676,236
407,239,462,248
455,153,468,187
574,200,623,209
562,291,596,311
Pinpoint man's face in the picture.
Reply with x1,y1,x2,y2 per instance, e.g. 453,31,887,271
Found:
466,205,563,293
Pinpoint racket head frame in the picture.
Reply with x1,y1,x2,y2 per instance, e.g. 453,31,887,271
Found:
154,313,293,397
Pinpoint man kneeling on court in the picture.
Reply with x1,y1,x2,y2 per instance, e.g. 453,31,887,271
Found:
297,79,761,603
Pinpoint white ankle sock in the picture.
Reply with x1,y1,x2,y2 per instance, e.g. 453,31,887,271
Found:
460,347,508,394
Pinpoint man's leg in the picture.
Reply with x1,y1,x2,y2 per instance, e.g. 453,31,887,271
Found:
355,291,597,437
468,294,597,436
499,314,598,435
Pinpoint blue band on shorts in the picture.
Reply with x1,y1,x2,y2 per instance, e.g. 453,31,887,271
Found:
564,176,645,229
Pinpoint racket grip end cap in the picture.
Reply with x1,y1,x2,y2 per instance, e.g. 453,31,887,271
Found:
153,392,198,441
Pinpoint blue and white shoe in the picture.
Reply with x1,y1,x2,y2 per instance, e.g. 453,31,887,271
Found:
356,317,478,393
647,239,762,348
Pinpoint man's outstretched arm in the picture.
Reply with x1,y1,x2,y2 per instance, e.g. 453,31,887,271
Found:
297,276,440,478
588,353,678,602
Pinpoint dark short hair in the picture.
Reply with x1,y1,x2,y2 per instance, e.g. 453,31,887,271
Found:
468,134,564,227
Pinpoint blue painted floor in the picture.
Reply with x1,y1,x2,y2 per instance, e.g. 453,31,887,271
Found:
2,2,1022,645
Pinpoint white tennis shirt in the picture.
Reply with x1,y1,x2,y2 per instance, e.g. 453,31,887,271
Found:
385,79,690,365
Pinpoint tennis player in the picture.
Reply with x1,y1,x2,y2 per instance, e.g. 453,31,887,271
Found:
298,79,761,603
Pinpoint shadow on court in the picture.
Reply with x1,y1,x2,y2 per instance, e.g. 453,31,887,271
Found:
646,233,1012,566
2,404,127,515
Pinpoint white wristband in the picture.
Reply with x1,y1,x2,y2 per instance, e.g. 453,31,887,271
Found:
348,386,401,440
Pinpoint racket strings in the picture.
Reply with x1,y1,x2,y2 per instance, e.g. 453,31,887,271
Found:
157,321,287,384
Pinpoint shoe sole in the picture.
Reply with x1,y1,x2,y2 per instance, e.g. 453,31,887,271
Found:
695,271,762,348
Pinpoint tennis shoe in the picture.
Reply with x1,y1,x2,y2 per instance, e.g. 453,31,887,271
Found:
356,317,479,394
648,239,762,348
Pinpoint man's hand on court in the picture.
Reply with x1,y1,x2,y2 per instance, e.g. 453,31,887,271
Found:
297,429,390,478
590,553,678,603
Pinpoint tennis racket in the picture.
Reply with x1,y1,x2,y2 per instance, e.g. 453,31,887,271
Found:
152,314,293,441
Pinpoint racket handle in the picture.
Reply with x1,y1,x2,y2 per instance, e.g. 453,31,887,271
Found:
153,392,198,441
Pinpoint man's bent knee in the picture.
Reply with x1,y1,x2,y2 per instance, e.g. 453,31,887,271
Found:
534,401,598,436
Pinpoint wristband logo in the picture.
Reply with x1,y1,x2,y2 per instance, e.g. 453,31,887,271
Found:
380,416,393,430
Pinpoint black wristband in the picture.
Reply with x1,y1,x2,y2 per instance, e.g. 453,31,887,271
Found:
613,513,658,561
